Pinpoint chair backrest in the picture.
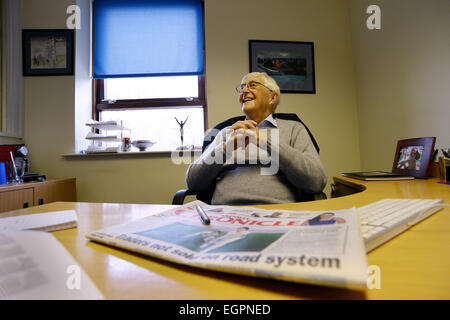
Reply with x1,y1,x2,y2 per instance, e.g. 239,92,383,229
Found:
196,113,320,204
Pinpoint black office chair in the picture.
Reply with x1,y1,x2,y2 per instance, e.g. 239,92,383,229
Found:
172,113,327,204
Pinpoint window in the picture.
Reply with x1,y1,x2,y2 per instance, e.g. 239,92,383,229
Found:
92,0,206,151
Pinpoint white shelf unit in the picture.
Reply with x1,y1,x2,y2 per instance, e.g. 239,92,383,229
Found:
85,120,130,153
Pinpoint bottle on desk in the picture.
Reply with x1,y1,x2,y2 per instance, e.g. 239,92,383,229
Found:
121,137,131,152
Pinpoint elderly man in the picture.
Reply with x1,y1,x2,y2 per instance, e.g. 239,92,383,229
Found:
186,72,327,205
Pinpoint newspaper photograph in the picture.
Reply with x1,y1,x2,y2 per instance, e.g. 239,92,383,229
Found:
86,201,368,290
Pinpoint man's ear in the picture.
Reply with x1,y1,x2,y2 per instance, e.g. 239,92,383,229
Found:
269,92,278,105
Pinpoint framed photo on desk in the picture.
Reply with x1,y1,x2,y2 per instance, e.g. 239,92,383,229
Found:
392,137,436,179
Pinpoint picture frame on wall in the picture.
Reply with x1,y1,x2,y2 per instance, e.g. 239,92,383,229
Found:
249,40,315,93
22,29,74,76
392,137,436,179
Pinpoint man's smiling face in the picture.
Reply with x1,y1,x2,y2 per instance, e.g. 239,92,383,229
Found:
239,75,274,121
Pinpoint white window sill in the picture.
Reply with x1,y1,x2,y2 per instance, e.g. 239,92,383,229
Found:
61,149,201,158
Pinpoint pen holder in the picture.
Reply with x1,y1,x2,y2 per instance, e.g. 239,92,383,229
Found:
438,156,450,183
5,151,22,183
430,161,441,178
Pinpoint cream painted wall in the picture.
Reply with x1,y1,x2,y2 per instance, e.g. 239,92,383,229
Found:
349,0,450,171
19,0,361,204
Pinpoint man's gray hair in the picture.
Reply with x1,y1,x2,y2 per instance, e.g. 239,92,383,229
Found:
241,72,281,111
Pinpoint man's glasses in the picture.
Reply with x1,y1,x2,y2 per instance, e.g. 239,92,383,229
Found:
235,81,272,93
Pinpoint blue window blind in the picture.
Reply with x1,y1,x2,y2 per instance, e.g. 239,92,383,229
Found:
93,0,204,79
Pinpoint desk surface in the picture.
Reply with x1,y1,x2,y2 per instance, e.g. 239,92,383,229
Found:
4,177,450,299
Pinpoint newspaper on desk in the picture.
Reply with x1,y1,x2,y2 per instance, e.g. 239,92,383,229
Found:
86,201,368,290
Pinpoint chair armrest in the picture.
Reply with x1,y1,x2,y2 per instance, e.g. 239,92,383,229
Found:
301,191,327,202
172,189,198,205
312,192,327,201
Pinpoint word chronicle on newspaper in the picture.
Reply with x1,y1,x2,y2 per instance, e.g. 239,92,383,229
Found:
86,201,368,290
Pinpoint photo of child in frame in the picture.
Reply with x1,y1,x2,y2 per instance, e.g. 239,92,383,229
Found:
397,146,424,170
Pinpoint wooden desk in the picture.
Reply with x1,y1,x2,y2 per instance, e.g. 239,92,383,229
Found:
4,177,450,299
0,178,76,213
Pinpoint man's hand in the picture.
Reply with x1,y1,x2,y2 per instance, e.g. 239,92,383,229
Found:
223,120,268,152
229,120,257,131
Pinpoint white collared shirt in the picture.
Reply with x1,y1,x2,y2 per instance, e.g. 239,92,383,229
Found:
245,114,278,128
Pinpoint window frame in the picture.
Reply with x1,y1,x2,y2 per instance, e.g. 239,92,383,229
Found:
91,2,208,129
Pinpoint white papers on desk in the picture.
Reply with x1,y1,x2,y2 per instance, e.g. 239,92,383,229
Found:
0,211,77,232
0,231,104,299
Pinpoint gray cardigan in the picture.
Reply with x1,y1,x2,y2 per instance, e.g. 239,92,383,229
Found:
185,118,327,205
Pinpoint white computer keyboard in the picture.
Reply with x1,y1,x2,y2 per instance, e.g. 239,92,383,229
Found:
358,199,444,252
